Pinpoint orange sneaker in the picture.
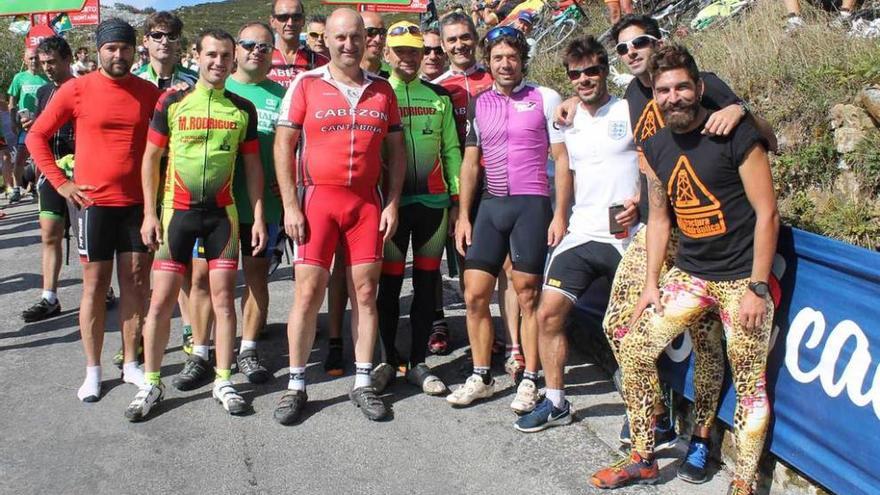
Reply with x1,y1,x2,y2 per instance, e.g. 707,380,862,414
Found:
727,479,753,495
591,452,659,489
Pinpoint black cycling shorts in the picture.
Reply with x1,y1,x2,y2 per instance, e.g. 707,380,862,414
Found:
544,239,622,302
37,175,68,221
73,204,148,263
154,206,239,272
464,194,552,276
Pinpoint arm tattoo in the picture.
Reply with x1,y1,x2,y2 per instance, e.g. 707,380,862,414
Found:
648,174,667,209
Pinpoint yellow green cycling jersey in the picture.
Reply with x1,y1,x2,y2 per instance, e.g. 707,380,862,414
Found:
148,83,259,210
388,74,462,209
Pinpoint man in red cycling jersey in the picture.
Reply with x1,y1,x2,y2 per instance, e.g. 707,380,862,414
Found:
268,0,329,88
26,19,162,402
272,8,406,425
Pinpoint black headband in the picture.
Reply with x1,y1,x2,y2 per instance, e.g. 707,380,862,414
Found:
95,18,136,49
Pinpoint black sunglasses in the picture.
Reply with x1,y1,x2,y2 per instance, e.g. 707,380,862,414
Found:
238,39,274,54
147,31,180,42
273,13,304,23
365,27,388,37
614,34,658,56
566,64,605,80
424,46,444,56
388,25,420,37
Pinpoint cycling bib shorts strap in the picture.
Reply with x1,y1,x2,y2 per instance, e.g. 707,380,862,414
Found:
544,237,622,302
295,185,383,270
464,195,552,276
153,205,240,273
240,222,280,259
74,205,148,263
37,176,68,221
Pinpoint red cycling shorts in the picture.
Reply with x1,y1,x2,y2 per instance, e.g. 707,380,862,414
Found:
295,185,383,270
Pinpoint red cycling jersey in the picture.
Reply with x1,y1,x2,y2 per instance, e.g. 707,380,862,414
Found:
278,65,402,189
432,64,493,144
268,46,329,89
26,71,162,206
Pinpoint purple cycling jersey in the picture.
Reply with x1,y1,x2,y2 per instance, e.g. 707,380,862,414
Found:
464,81,564,197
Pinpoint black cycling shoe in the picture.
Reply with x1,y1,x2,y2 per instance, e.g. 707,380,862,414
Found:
172,354,213,391
22,298,61,322
237,349,271,384
349,386,390,421
105,287,117,309
323,341,345,377
274,389,308,425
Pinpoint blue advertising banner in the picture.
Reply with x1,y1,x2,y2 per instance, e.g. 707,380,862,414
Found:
653,228,880,495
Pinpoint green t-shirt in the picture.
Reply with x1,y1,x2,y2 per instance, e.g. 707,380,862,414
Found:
7,71,49,113
225,76,286,224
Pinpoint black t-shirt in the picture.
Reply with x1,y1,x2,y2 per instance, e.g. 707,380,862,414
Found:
625,72,740,222
643,111,767,281
35,82,75,160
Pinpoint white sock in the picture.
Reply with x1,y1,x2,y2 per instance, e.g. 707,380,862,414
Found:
546,388,565,409
41,290,58,305
122,361,144,387
288,367,306,391
192,345,210,361
354,362,372,389
240,340,257,352
77,366,102,402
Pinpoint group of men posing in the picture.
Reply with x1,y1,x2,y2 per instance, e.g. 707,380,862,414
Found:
21,0,780,492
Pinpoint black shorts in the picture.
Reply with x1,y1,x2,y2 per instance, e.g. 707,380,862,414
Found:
73,204,148,263
464,194,552,276
37,175,68,221
544,239,622,302
154,206,239,272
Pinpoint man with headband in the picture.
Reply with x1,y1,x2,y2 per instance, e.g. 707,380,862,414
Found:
26,18,162,403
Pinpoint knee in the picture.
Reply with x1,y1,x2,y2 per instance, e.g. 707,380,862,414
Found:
352,280,378,307
537,303,564,332
464,287,491,312
515,286,540,313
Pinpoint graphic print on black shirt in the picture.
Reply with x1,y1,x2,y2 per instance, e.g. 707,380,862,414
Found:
643,111,768,281
625,72,740,222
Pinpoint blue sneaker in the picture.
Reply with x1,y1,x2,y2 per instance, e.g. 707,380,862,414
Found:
677,438,710,483
514,397,572,433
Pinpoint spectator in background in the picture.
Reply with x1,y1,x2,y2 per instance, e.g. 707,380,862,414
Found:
420,27,447,80
85,60,98,73
360,11,390,77
132,45,149,71
305,14,329,58
7,47,49,203
71,47,90,77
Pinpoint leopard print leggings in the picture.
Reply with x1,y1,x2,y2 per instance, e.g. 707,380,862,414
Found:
620,267,773,486
602,228,725,428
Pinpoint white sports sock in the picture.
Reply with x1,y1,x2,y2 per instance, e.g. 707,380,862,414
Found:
288,366,306,391
122,361,144,387
192,345,210,361
41,290,58,305
354,362,372,389
240,340,257,352
77,366,102,402
545,388,565,409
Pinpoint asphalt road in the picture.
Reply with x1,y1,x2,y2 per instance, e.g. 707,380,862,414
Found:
0,199,729,494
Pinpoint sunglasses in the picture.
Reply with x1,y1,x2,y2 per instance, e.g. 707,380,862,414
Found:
273,13,304,23
147,31,180,42
566,64,605,80
424,46,444,56
483,25,525,45
388,25,421,37
365,27,388,37
615,34,658,56
238,39,274,54
307,31,324,39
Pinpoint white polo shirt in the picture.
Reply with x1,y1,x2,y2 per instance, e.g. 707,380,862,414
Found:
561,95,641,252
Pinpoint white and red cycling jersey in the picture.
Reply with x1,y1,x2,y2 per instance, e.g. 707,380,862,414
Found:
268,46,329,89
278,65,402,189
432,64,493,143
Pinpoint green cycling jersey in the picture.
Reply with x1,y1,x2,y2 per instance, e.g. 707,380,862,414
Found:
388,74,462,209
148,83,260,210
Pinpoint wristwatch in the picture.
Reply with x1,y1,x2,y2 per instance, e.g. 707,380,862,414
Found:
737,100,750,118
748,281,770,298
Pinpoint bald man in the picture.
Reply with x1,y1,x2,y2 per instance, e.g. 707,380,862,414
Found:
273,8,406,424
360,11,390,78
